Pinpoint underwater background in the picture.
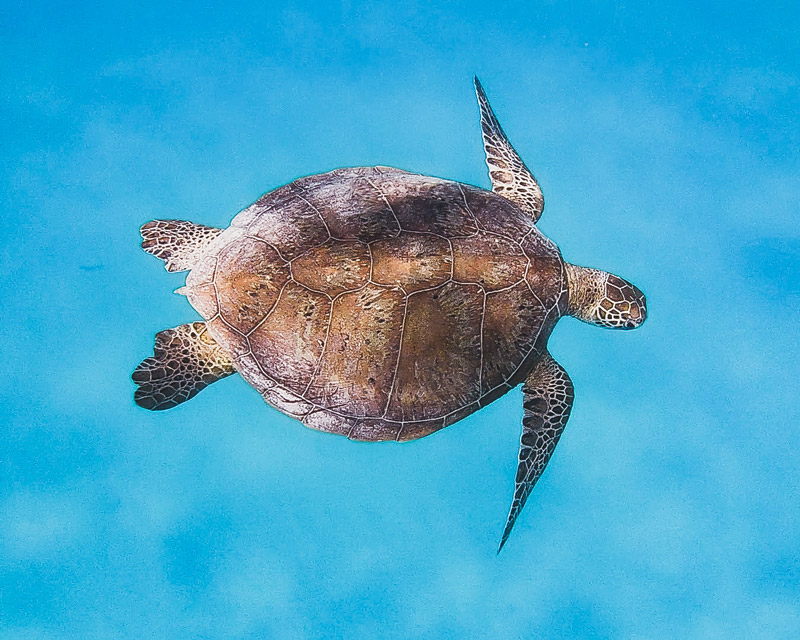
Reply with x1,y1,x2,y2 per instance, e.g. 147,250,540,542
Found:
2,1,799,638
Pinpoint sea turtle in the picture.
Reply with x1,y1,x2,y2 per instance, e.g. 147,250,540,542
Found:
133,78,647,551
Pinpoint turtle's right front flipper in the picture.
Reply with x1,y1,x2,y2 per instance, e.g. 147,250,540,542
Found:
132,322,235,410
498,352,574,553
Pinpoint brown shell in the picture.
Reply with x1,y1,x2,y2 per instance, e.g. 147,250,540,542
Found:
185,167,568,441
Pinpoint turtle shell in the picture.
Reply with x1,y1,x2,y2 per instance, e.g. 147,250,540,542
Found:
185,167,568,441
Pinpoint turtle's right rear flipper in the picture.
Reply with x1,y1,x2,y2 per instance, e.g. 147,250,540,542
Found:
140,219,222,272
132,322,235,410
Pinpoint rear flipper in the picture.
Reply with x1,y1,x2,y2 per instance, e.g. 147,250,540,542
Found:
132,322,235,410
140,219,222,272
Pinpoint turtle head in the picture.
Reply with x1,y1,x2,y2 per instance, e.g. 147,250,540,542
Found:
565,263,647,329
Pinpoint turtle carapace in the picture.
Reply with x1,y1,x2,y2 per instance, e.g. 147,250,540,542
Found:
132,78,647,551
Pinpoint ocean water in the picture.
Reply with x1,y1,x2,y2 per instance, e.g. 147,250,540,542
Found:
2,1,799,638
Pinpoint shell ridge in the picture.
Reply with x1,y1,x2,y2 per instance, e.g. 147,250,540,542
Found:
244,279,292,337
365,176,403,233
300,294,336,397
381,294,409,419
293,190,336,242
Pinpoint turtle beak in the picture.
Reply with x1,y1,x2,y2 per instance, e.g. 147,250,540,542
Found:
623,285,647,329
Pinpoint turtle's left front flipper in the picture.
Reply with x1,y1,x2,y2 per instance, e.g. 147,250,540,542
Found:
498,352,574,553
474,77,544,222
132,322,235,410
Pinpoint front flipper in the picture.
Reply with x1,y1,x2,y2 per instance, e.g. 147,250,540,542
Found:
498,352,574,552
132,322,235,410
474,77,544,223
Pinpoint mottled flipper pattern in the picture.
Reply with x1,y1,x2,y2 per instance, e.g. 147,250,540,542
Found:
474,77,544,223
140,219,222,272
498,352,574,552
132,322,235,410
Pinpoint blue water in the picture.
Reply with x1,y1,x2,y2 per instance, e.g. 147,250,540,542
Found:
2,1,799,638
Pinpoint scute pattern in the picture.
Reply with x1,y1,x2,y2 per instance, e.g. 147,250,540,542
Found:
247,281,331,394
386,282,484,421
380,177,479,237
246,183,330,260
214,237,289,334
525,255,565,312
480,283,551,395
461,183,531,241
305,284,406,416
293,168,401,242
371,231,452,293
187,168,568,440
290,239,371,296
452,231,527,290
